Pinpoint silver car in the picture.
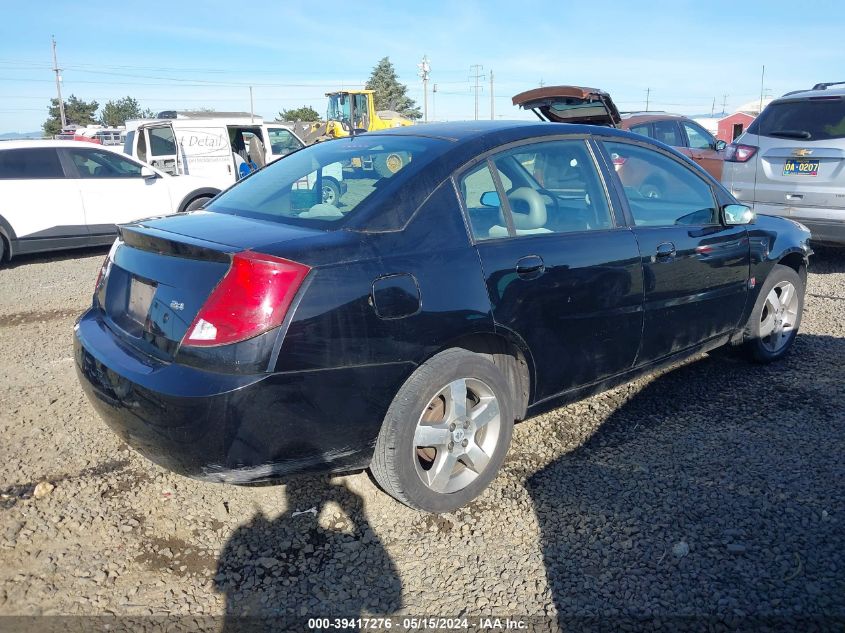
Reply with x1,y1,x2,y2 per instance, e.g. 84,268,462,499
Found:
722,82,845,245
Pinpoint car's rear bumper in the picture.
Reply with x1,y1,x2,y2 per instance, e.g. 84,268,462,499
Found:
751,203,845,245
74,308,412,483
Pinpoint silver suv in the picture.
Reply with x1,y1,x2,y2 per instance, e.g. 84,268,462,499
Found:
722,82,845,245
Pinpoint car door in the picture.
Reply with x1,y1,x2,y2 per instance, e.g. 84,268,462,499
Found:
265,126,305,163
600,138,749,365
458,137,643,402
61,147,173,236
681,120,725,180
0,147,87,248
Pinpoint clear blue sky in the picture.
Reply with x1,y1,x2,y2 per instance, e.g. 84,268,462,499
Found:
1,0,842,132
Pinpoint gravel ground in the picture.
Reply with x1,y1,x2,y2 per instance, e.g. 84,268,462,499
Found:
0,244,842,629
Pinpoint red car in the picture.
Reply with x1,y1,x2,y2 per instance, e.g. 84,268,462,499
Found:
513,85,727,180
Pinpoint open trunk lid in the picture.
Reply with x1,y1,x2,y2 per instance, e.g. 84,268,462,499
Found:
512,85,622,127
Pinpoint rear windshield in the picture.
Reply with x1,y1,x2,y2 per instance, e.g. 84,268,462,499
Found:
748,97,845,141
206,135,448,227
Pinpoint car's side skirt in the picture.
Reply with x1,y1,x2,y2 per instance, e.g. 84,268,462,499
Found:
525,331,733,419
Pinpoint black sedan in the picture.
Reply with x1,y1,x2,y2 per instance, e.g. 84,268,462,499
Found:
75,121,811,513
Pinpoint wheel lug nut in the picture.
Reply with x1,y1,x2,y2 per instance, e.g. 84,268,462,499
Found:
463,420,470,429
448,441,454,451
449,423,456,431
461,439,468,447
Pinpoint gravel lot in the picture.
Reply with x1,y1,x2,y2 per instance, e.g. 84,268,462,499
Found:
0,244,842,629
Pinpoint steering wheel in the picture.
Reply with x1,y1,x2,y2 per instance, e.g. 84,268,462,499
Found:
506,187,547,229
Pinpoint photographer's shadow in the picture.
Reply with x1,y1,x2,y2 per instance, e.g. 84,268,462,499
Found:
215,475,401,632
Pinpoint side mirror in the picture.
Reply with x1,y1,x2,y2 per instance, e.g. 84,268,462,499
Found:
723,203,755,225
480,191,500,207
714,139,727,151
140,166,157,179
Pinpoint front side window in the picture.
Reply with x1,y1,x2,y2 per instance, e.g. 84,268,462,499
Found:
459,139,613,240
748,98,845,141
682,122,715,150
148,127,176,156
605,141,718,226
207,135,447,226
267,128,304,156
67,148,144,179
0,148,64,179
652,120,683,147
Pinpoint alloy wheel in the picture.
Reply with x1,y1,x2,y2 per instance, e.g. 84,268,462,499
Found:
759,280,800,353
413,378,501,494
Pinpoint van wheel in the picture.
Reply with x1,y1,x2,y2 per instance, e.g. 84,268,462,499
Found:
184,196,212,212
743,264,804,363
321,179,341,206
370,348,514,513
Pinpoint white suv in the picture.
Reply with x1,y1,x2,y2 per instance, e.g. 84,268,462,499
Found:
722,83,845,245
0,140,220,261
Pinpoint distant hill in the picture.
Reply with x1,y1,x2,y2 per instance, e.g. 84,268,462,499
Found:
0,131,44,140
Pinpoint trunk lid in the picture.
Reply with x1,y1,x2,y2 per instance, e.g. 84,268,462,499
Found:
750,139,845,209
97,211,324,360
512,85,622,127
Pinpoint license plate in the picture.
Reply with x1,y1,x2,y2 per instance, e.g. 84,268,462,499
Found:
783,158,819,176
127,277,156,325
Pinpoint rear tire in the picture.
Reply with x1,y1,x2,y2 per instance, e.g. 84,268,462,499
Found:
184,196,212,212
742,264,804,363
370,348,514,513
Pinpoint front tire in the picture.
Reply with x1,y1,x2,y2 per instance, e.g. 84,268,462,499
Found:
370,349,514,513
184,196,212,212
743,264,804,363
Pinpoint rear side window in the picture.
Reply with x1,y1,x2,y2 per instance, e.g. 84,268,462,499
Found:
628,123,652,138
0,148,64,179
651,120,683,147
682,122,715,150
605,141,718,226
748,98,845,141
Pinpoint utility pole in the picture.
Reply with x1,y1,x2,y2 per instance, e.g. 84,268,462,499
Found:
418,55,431,123
249,86,254,123
489,70,494,120
721,94,728,115
645,87,651,112
51,36,66,129
432,83,437,121
469,64,485,121
711,97,716,117
759,65,766,115
539,78,545,88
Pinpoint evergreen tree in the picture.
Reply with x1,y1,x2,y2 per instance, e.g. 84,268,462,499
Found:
100,96,154,127
365,57,421,120
43,94,99,136
278,105,321,122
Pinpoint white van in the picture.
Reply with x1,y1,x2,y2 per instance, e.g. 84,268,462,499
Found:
123,111,346,195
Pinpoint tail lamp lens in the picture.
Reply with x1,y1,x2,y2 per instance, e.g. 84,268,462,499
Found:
724,143,758,163
182,251,310,348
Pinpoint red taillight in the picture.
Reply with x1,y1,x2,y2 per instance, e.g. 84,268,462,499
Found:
724,143,758,163
182,251,310,348
611,153,627,171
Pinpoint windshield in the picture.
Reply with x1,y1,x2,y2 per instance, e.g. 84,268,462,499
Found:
206,135,448,227
327,94,351,122
748,98,845,141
